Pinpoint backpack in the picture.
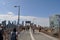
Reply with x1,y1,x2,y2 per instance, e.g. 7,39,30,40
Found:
11,32,16,40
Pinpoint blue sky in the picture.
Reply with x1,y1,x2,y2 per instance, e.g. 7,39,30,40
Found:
0,0,60,26
0,0,60,17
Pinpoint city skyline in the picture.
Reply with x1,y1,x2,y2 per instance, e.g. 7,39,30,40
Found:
0,13,49,27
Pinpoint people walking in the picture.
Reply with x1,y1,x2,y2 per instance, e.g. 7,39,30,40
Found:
39,26,41,32
11,28,18,40
0,26,4,40
32,26,35,33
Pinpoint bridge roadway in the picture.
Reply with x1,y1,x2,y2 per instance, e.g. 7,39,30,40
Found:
18,28,58,40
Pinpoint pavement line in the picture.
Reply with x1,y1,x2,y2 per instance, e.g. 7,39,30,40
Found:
40,32,58,40
29,28,35,40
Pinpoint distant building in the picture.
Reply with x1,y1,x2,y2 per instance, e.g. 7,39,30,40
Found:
49,14,60,33
12,21,16,25
2,20,6,29
22,21,24,26
7,21,12,28
25,21,31,26
2,20,6,27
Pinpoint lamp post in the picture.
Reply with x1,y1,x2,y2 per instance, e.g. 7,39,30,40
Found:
14,6,20,26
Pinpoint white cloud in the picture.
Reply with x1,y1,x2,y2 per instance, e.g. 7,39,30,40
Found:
7,12,14,15
0,12,49,27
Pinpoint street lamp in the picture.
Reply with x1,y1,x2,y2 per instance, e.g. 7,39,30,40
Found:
14,6,20,26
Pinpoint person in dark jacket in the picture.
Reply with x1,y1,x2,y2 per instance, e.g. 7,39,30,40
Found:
0,26,4,40
11,28,18,40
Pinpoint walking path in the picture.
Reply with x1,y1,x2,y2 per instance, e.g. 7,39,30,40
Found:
18,28,58,40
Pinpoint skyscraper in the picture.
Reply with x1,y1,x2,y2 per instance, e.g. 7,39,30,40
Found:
49,14,60,33
22,21,24,26
2,20,6,29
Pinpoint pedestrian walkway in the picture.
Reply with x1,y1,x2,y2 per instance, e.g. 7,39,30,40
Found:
32,30,58,40
18,30,31,40
18,28,58,40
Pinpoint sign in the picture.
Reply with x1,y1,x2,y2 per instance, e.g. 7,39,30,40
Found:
25,21,31,23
